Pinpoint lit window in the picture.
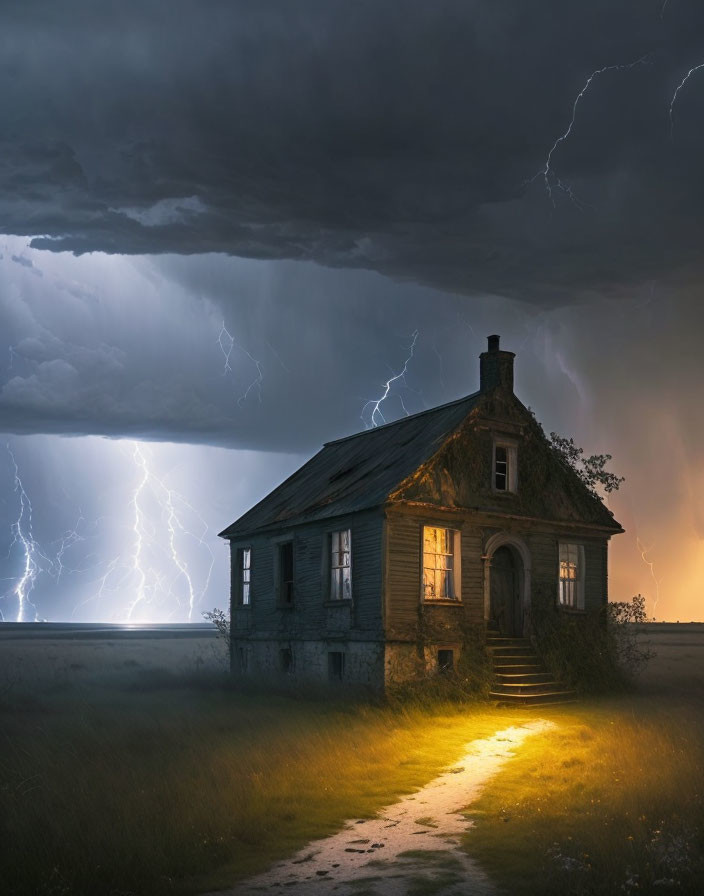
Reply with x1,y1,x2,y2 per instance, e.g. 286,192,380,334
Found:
494,441,517,492
330,529,351,601
558,543,584,609
423,526,459,600
239,547,251,606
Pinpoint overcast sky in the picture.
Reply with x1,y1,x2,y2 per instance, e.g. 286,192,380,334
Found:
1,1,703,622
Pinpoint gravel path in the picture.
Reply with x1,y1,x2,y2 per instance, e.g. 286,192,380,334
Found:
208,719,554,896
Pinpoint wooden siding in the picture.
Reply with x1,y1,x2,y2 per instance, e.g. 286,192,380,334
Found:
526,529,609,613
385,512,484,642
228,510,385,642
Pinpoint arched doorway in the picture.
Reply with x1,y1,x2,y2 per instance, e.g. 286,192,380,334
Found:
489,546,521,636
483,533,531,637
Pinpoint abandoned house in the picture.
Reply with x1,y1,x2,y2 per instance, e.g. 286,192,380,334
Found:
219,335,624,689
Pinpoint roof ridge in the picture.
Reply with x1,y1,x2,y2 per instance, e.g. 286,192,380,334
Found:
324,390,480,446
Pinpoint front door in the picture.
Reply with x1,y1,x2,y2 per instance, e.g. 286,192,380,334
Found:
490,546,520,636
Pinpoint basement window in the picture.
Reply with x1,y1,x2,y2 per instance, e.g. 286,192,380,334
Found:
422,526,461,601
494,441,517,492
328,651,345,681
279,647,293,674
558,543,585,610
330,529,352,601
438,649,454,674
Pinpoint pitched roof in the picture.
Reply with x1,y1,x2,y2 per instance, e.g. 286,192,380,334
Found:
219,392,481,537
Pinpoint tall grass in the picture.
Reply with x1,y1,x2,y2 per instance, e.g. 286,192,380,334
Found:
466,695,704,894
0,673,512,896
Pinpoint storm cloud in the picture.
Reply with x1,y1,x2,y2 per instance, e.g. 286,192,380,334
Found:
1,1,704,300
1,2,704,622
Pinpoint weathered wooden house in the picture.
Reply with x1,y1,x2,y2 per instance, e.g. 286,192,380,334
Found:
219,336,623,689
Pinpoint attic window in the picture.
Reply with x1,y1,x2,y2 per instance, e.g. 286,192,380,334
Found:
494,441,517,492
422,526,461,601
558,543,585,610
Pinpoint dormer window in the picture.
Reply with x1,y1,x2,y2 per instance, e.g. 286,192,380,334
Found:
493,440,517,492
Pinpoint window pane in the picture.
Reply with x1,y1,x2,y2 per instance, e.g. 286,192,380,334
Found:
423,527,456,600
558,543,582,608
330,530,351,600
240,548,251,605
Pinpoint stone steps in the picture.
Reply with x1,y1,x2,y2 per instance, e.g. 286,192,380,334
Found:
487,630,576,706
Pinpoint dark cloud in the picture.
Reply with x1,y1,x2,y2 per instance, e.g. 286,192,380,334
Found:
1,4,704,622
1,1,703,300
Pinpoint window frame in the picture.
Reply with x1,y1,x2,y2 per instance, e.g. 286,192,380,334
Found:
235,545,252,607
437,649,455,674
557,542,585,610
328,528,352,603
275,539,295,608
328,650,345,682
493,439,518,493
421,525,462,603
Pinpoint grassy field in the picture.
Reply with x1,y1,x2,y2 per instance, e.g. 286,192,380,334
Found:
1,624,703,895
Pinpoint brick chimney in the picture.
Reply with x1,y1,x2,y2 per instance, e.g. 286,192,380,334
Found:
479,334,515,393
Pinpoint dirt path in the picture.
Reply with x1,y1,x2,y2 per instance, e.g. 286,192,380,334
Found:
209,719,554,896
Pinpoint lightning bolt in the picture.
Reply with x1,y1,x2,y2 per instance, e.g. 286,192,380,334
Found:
116,442,214,622
528,56,650,207
217,321,264,406
361,330,420,429
637,536,663,619
125,442,150,619
53,514,88,584
669,63,704,138
1,445,45,622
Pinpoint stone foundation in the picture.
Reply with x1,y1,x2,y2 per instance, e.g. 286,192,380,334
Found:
231,637,385,689
384,641,463,685
232,637,466,691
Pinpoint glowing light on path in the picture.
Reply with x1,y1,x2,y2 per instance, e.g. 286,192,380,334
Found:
232,720,555,894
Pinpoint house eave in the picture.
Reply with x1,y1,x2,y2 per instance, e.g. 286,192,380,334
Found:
384,499,624,535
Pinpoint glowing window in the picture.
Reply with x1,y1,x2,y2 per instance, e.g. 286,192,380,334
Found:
239,547,251,606
330,529,351,601
423,526,459,601
494,441,517,492
558,543,584,609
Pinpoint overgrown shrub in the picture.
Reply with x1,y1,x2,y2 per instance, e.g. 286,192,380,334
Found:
386,625,494,707
203,607,231,652
532,594,654,694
